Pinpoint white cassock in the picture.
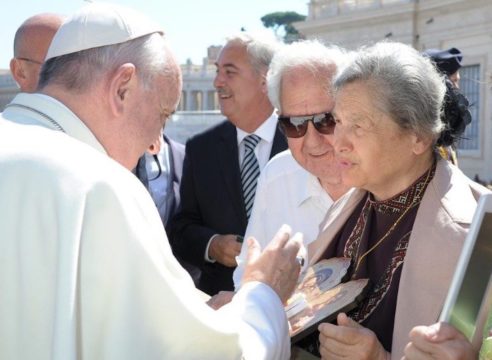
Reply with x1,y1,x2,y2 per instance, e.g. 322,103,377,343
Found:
0,93,289,360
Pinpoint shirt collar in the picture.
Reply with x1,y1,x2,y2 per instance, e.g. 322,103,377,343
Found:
236,111,278,145
7,93,107,155
288,167,332,212
296,171,330,206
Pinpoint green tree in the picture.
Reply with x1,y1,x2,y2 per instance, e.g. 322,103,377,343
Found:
260,11,306,42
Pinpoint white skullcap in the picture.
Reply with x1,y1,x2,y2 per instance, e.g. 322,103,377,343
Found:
45,2,163,61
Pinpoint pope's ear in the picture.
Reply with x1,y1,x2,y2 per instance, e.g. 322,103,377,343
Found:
108,63,137,115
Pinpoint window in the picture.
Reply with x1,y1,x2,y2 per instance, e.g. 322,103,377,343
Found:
457,64,480,151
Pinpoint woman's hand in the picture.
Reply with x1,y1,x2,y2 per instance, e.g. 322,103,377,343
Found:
403,322,477,360
318,313,389,360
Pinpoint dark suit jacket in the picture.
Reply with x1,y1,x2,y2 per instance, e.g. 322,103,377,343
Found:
170,120,287,295
135,135,184,232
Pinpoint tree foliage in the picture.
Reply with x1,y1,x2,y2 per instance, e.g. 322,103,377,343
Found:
260,11,306,39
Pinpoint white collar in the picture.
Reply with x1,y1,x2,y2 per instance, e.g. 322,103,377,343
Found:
298,171,332,207
236,112,278,145
6,93,107,155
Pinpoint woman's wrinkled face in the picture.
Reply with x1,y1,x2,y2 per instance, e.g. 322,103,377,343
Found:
332,81,423,200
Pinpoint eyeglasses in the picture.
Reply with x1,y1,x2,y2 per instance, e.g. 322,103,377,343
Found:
16,57,43,66
147,154,163,181
278,112,336,138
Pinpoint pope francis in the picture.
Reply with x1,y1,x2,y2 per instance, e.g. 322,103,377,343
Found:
0,3,302,359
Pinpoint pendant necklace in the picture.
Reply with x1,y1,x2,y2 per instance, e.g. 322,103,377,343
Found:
6,103,66,133
352,167,433,275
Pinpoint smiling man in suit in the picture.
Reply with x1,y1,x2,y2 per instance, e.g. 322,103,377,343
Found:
171,32,288,295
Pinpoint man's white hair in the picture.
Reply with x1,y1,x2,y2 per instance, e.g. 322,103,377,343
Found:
267,40,348,112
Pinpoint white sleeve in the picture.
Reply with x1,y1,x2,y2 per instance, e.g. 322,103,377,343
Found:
204,234,219,262
220,282,290,360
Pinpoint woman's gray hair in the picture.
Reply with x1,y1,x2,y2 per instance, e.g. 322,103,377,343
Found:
225,31,281,75
334,41,446,141
38,33,170,92
267,40,348,112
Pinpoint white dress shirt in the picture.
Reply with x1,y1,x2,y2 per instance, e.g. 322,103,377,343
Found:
236,112,278,169
205,112,278,262
233,150,334,289
0,93,290,360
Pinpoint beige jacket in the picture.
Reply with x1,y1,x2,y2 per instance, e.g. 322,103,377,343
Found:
308,159,490,359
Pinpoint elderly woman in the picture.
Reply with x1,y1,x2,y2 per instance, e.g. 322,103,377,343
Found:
307,41,490,359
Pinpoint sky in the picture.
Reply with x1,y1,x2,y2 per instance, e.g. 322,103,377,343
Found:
0,0,308,69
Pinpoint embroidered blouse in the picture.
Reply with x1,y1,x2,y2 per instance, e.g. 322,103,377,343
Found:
322,163,436,351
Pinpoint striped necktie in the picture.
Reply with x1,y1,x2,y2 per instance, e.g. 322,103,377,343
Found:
240,134,261,219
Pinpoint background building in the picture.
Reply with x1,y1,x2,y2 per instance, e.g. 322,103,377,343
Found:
179,52,219,112
171,46,224,142
295,0,492,183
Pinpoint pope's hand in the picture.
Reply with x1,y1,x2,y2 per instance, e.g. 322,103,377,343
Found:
241,224,303,304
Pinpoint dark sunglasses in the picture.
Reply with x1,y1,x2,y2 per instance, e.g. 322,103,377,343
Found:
278,112,336,138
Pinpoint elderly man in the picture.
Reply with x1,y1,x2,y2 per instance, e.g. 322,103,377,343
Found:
171,32,288,295
0,3,302,359
233,40,349,289
9,13,64,92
